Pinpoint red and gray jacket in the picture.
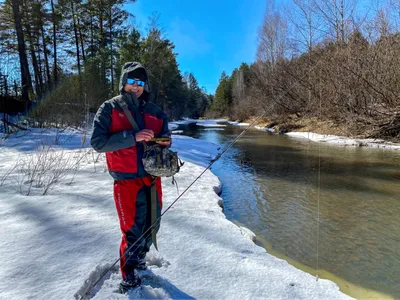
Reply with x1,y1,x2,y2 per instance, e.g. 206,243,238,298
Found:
90,63,170,180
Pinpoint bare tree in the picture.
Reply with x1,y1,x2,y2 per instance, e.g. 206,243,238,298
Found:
257,0,288,66
287,0,324,108
314,0,358,44
288,0,324,53
375,7,391,37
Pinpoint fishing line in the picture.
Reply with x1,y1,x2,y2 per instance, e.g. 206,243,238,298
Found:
316,126,321,281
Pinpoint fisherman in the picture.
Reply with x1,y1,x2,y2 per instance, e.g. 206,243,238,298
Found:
91,62,171,293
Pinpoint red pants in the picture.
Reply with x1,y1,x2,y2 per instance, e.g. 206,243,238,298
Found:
113,176,162,279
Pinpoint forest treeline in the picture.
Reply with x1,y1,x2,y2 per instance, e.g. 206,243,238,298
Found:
211,0,400,140
0,0,210,127
1,0,400,140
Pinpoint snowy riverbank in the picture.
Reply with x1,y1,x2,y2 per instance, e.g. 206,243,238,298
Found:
0,128,353,300
225,120,400,150
285,132,400,150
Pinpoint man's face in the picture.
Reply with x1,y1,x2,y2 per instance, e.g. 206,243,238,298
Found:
124,78,144,98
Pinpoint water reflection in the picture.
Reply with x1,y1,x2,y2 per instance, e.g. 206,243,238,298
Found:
178,123,400,298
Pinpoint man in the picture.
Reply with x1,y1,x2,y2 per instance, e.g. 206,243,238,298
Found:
91,62,171,292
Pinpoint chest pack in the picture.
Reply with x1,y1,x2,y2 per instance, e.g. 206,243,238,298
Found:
142,143,183,177
118,97,183,178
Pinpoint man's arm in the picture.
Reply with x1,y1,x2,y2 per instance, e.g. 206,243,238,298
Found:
90,102,136,153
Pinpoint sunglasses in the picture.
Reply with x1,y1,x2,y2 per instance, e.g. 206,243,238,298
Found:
126,78,145,86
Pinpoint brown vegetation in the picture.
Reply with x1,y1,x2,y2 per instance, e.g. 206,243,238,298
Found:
213,0,400,142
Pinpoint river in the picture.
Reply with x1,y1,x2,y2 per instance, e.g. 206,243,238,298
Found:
178,122,400,299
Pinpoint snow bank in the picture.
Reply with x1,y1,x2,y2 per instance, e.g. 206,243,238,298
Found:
0,128,354,300
286,132,400,150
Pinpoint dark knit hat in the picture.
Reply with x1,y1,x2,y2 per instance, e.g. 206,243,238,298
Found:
127,68,147,82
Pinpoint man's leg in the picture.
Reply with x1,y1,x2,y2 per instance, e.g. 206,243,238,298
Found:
113,179,148,284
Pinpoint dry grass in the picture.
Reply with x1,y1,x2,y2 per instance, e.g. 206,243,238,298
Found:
0,143,93,196
244,115,351,136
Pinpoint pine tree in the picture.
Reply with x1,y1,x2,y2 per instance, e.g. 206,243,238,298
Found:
213,71,232,115
10,0,33,102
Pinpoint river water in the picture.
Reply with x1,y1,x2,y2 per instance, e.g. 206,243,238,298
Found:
179,122,400,299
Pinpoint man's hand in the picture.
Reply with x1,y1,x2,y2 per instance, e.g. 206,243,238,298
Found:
135,129,154,142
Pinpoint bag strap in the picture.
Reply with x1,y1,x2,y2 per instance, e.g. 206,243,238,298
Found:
118,96,150,150
119,96,160,250
151,178,158,251
119,100,141,132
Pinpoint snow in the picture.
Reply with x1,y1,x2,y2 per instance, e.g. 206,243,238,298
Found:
195,120,227,128
226,119,400,150
169,119,228,129
168,123,180,131
286,132,400,150
227,121,251,126
196,123,226,128
203,128,225,131
169,119,198,127
0,127,353,300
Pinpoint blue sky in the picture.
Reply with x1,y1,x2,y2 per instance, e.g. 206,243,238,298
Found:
124,0,268,94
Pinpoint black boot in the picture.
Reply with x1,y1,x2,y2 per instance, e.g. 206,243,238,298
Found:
136,252,148,271
119,270,141,293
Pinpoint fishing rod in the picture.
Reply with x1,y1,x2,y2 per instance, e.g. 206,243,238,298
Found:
77,119,259,300
78,45,339,299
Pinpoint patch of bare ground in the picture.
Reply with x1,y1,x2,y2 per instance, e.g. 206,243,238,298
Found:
242,115,350,136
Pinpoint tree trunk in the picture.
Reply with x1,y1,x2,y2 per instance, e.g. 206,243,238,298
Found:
77,16,85,62
14,80,18,97
36,35,44,91
90,1,94,57
41,24,51,90
11,0,33,102
24,21,42,98
71,1,81,75
109,6,114,93
100,1,106,87
340,0,345,44
51,0,58,86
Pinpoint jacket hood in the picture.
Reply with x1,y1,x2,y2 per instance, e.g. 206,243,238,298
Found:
119,62,151,95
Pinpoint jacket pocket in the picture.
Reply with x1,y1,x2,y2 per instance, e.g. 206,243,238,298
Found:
106,146,138,173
